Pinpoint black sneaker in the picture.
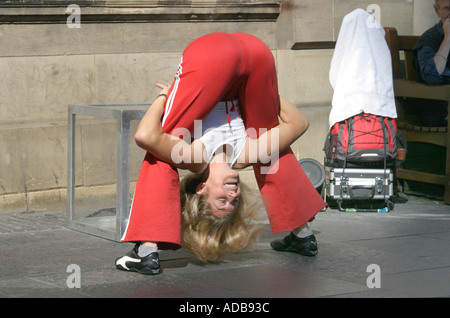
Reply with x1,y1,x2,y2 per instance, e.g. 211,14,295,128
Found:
270,233,318,256
115,244,161,275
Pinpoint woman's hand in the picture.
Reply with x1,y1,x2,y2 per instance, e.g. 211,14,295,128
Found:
135,83,170,151
134,82,204,172
156,83,170,96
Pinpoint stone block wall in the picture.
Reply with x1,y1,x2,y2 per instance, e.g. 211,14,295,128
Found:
0,0,438,214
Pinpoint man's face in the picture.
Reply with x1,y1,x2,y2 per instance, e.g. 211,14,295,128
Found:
435,0,450,23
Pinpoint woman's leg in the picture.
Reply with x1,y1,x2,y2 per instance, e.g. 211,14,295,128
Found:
121,33,245,249
234,33,327,233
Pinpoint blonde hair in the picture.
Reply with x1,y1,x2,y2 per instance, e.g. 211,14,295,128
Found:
180,173,264,262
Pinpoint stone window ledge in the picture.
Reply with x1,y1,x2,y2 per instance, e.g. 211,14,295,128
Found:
0,1,281,23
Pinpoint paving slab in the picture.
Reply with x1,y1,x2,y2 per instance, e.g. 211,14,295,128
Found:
1,194,449,302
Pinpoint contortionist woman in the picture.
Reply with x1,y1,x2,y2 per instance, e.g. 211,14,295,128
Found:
115,32,327,275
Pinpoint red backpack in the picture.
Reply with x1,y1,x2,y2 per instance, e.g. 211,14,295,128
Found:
324,113,398,168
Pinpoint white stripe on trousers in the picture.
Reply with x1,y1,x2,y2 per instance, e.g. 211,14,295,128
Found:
161,56,183,127
121,56,183,241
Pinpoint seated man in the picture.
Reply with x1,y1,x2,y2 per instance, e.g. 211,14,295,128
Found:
414,0,450,84
411,0,449,126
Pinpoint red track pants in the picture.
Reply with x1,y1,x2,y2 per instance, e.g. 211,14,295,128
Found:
122,33,327,249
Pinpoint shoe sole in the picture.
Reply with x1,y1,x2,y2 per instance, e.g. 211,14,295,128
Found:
115,258,162,275
274,247,318,256
270,242,318,257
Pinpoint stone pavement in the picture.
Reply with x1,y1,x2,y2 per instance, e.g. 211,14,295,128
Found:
1,194,449,301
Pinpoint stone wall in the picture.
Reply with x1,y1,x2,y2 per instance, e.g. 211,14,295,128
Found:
278,0,433,166
0,0,438,214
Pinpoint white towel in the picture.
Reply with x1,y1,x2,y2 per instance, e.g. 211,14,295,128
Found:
329,8,397,128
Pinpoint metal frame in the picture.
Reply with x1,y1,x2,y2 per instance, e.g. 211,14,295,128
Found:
67,104,149,241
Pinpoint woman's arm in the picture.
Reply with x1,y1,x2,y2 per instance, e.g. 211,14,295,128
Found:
134,83,205,172
236,96,309,168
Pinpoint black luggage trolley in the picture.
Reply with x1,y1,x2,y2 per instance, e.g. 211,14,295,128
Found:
323,165,394,212
322,115,396,213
